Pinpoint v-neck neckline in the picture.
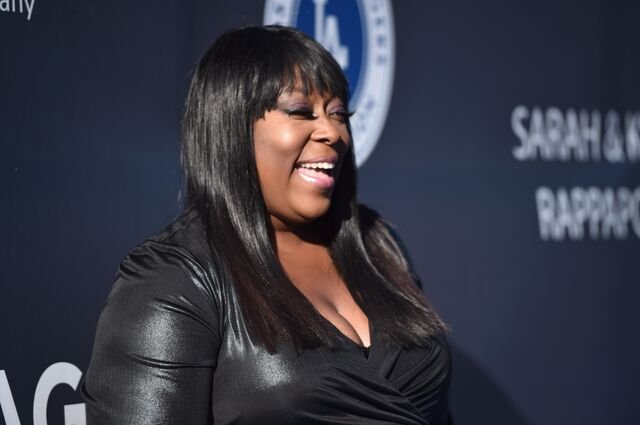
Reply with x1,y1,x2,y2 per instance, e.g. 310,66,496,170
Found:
277,251,373,355
317,311,374,358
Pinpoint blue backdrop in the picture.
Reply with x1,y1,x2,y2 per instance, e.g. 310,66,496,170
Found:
1,1,639,424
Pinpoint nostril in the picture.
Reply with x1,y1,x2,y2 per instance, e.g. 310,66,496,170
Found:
310,115,343,145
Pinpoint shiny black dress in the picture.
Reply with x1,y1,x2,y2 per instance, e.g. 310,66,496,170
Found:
82,209,452,424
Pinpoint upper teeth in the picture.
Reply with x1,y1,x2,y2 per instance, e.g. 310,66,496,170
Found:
299,162,335,170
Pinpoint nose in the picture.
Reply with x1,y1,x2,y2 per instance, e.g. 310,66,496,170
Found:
310,114,342,145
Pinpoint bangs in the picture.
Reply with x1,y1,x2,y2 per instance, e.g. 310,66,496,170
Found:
277,52,349,102
248,26,351,114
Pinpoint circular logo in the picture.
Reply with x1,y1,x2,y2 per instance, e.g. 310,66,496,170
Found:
264,0,395,166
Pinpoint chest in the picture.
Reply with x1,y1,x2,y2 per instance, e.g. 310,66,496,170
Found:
280,258,371,348
209,320,451,425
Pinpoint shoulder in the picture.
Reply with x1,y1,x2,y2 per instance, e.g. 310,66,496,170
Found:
117,208,217,286
105,208,225,344
358,204,417,276
145,206,215,269
97,207,222,357
358,204,424,290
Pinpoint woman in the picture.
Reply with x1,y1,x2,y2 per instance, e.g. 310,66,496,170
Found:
82,25,451,424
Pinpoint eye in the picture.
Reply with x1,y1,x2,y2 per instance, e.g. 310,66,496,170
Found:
284,108,316,119
329,110,354,123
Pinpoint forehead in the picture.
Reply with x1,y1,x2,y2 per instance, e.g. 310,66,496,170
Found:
277,75,345,105
277,87,344,104
276,67,345,102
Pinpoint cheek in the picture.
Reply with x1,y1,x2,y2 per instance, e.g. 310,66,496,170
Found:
254,129,301,181
341,130,352,152
253,126,307,212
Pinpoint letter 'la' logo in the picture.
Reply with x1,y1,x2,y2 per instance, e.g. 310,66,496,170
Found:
264,0,395,166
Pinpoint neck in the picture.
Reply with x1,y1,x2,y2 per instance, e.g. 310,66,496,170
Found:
269,215,333,255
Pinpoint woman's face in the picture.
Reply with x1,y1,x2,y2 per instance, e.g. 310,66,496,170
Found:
253,88,351,230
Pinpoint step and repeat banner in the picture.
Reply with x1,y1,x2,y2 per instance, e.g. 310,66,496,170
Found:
1,1,638,424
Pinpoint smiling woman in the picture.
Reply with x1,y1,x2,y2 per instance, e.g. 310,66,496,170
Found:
254,90,351,225
82,25,452,425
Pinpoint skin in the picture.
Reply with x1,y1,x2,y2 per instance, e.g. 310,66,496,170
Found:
253,88,371,347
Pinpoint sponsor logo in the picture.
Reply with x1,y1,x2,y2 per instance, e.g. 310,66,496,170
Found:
1,363,85,425
264,0,395,166
0,0,35,21
511,105,640,241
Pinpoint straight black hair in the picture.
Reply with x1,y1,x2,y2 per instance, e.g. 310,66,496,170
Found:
182,25,446,352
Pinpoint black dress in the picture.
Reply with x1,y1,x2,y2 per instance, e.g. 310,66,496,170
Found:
82,209,452,424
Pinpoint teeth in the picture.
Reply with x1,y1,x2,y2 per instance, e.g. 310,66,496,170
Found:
299,162,335,170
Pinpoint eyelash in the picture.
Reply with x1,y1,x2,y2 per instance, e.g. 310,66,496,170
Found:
284,108,353,122
285,108,316,119
331,111,354,122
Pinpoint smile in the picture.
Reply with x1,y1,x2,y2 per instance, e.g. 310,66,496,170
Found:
298,162,335,170
294,161,336,189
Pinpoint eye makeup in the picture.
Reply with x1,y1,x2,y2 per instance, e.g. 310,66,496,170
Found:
282,106,316,119
276,95,352,122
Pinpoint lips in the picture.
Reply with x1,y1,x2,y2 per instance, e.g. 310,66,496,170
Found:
294,157,338,189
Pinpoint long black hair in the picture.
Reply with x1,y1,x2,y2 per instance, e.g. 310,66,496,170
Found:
182,25,446,352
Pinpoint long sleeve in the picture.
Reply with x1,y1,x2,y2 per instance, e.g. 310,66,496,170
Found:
82,240,222,425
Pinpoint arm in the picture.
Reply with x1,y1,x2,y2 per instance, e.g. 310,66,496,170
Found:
82,241,221,425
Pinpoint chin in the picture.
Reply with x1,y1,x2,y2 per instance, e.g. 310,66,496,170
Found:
293,200,332,223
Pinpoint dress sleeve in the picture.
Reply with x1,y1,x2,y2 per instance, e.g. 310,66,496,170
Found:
82,241,221,425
